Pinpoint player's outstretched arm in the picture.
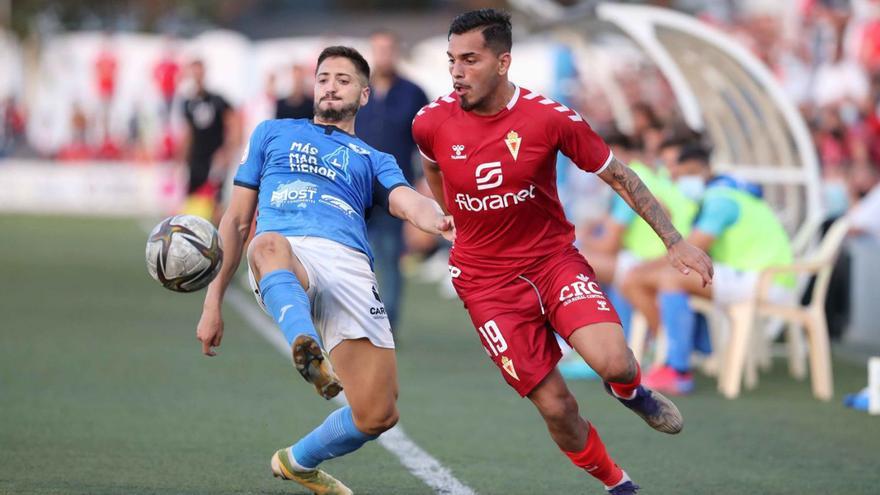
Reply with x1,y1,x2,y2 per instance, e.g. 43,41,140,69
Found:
196,186,258,356
421,157,449,213
388,186,455,242
598,158,713,286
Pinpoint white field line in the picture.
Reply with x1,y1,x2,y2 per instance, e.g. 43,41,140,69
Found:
225,288,478,495
141,218,476,494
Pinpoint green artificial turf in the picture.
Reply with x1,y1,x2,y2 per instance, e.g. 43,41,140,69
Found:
0,215,877,494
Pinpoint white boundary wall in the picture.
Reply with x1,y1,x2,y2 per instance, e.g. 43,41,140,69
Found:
0,160,185,216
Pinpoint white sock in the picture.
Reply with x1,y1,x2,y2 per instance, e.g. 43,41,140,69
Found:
611,387,637,400
605,470,632,490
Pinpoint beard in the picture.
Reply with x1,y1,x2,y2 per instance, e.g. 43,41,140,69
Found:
314,99,359,122
457,78,497,112
458,94,484,112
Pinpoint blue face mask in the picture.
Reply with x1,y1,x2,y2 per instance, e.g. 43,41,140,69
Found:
676,175,706,201
822,181,849,218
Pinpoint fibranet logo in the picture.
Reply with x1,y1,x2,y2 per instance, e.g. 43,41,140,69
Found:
454,185,536,212
475,161,503,191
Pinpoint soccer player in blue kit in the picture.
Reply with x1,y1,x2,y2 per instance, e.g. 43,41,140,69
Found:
196,46,453,495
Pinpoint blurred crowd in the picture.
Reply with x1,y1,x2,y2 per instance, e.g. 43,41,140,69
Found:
571,0,880,218
2,2,878,211
1,0,879,217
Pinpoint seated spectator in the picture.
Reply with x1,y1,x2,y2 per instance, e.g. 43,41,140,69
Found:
621,145,795,395
579,133,698,332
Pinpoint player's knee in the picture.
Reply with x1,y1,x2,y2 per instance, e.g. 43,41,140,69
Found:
250,233,290,267
598,349,637,383
355,406,399,436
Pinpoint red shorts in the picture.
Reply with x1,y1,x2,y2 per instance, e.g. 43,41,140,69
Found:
452,248,621,397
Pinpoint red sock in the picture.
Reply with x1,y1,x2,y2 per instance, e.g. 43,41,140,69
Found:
609,362,641,399
563,423,624,487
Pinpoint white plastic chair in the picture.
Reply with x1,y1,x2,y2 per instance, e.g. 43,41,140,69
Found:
629,216,850,401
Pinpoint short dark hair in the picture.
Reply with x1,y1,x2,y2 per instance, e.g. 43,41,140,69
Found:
659,134,691,151
448,8,512,54
316,46,370,83
677,144,711,166
659,127,702,151
603,130,637,151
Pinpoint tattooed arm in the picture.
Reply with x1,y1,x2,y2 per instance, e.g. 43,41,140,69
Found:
598,157,714,286
598,158,682,248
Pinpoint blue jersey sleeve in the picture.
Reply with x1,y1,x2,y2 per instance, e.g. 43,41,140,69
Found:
694,194,740,237
233,121,269,189
371,151,412,208
610,194,637,226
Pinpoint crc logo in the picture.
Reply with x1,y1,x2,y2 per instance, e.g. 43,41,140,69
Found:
475,161,503,190
559,273,607,307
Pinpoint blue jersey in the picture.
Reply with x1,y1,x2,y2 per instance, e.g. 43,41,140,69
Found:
234,119,410,262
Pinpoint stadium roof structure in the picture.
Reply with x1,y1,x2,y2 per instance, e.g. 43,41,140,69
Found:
513,0,823,254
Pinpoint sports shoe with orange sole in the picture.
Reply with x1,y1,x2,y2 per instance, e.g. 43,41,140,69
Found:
271,448,353,495
292,333,343,400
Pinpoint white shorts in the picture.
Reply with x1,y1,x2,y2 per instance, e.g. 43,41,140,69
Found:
712,263,795,307
612,250,641,289
247,235,394,353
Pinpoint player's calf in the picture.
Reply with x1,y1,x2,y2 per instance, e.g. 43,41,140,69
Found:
563,423,638,493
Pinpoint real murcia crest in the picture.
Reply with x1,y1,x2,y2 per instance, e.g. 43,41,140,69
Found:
505,130,521,161
501,355,520,381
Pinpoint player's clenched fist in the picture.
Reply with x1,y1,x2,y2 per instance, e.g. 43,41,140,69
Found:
437,215,456,242
196,308,224,357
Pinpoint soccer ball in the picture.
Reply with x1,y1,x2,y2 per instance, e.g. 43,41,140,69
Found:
145,215,223,293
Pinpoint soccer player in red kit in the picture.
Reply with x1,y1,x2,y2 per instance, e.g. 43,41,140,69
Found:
412,9,714,494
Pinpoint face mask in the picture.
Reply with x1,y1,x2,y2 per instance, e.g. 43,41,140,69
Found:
822,181,849,218
676,175,706,201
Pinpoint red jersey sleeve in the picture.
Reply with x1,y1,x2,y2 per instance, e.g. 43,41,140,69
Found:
551,109,613,174
411,108,437,163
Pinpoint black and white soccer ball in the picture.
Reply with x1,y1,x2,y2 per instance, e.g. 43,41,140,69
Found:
145,215,223,293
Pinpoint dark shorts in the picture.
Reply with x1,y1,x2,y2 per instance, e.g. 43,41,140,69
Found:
187,152,215,194
453,248,621,397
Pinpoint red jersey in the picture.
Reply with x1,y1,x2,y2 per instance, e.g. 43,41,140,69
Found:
412,86,612,289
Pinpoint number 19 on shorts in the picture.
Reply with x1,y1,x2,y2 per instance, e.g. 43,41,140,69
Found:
478,320,508,356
